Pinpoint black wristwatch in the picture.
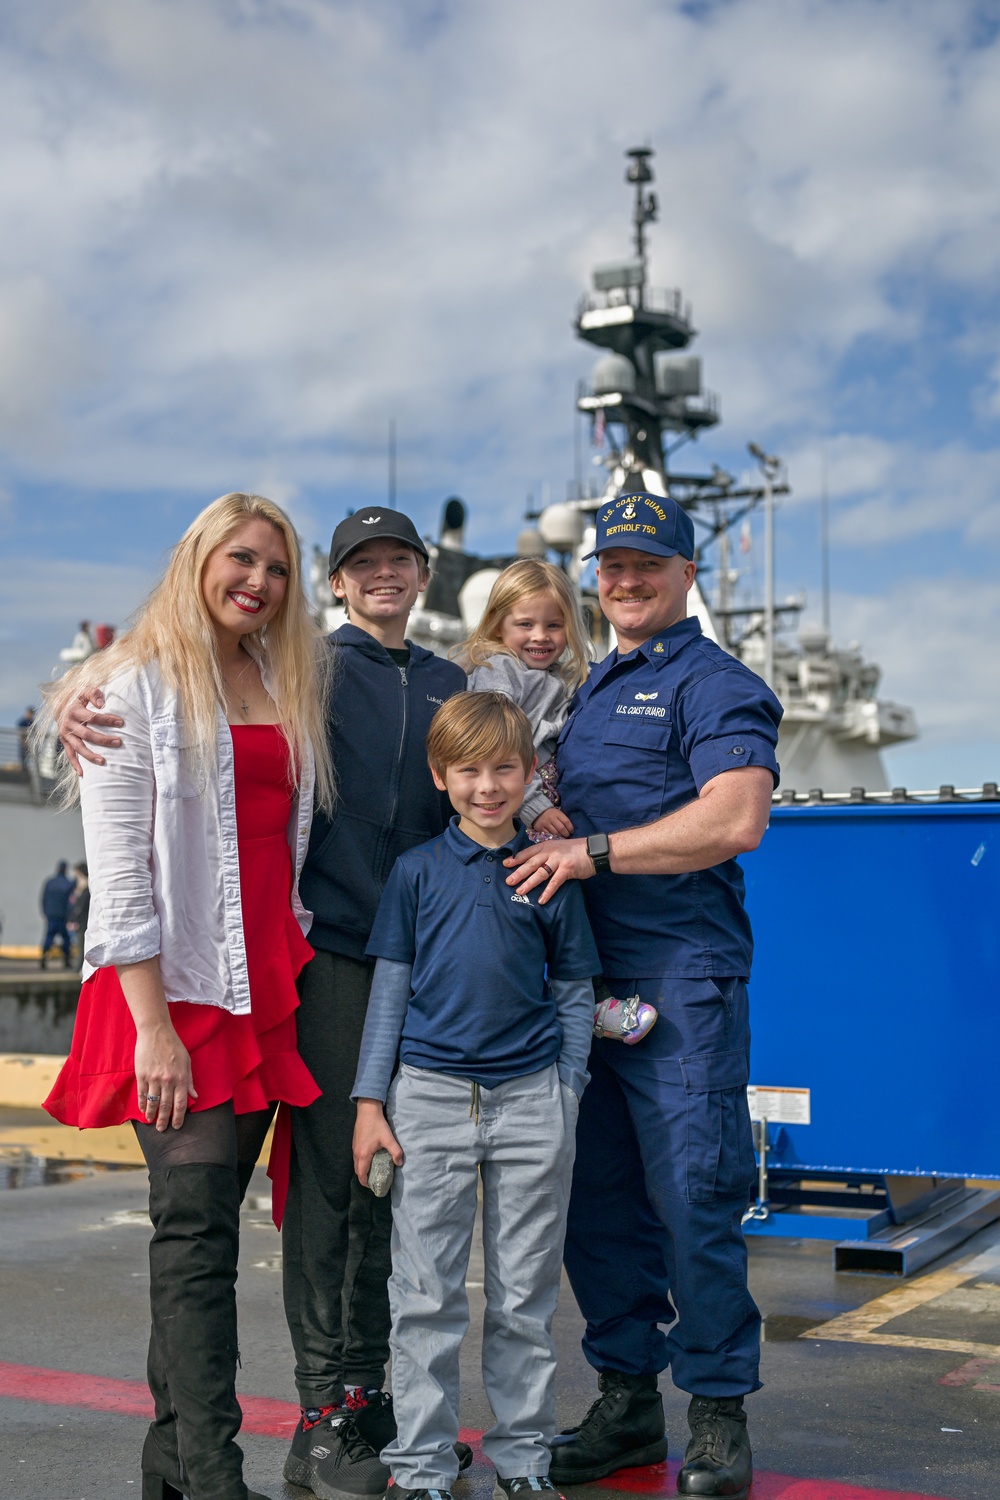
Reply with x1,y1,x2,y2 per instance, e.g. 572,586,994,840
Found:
586,832,612,874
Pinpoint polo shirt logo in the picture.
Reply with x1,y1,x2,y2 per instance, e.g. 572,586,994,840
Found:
510,893,530,904
427,695,443,706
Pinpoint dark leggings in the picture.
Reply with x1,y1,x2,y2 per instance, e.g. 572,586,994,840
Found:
133,1100,276,1202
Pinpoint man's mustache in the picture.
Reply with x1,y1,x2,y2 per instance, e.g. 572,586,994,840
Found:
608,590,655,602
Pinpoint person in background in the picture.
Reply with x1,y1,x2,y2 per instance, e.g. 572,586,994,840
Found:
457,559,590,843
17,705,36,766
67,861,90,971
39,859,74,969
352,691,598,1500
43,491,334,1500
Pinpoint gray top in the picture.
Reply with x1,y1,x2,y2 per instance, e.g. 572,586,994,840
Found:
467,653,570,826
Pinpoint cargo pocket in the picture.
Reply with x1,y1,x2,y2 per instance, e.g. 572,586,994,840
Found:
151,716,206,799
679,1049,754,1203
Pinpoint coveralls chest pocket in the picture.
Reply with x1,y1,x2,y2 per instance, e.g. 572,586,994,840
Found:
151,715,207,799
599,686,674,817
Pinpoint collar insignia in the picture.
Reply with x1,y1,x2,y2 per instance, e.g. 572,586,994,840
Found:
653,641,665,653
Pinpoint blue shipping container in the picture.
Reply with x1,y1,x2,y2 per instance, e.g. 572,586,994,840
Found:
741,801,1000,1181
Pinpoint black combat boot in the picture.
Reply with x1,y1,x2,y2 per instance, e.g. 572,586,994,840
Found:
548,1370,668,1485
676,1395,752,1499
142,1162,259,1500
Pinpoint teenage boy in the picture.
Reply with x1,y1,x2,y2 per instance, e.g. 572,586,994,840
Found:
352,691,599,1500
55,505,468,1500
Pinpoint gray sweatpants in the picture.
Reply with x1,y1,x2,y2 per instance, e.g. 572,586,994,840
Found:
384,1062,578,1488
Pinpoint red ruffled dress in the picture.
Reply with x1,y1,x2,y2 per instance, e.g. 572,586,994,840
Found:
44,726,320,1222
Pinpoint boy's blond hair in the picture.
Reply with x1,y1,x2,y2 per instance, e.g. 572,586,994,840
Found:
426,691,535,780
454,558,592,691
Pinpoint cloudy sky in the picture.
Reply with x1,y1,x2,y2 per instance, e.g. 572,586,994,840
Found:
1,0,998,787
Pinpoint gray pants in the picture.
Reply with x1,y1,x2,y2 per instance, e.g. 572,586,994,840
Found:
385,1062,578,1488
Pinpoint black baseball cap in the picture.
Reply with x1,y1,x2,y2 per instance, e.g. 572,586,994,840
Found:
328,507,430,575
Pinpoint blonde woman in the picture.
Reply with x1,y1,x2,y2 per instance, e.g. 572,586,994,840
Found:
457,559,590,841
42,493,334,1500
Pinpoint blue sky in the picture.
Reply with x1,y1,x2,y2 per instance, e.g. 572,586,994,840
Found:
1,0,998,787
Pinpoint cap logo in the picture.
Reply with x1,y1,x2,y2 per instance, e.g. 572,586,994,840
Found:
361,515,381,525
621,498,637,521
635,691,658,701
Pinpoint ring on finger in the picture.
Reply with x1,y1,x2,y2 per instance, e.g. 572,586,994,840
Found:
541,863,554,876
146,1094,161,1104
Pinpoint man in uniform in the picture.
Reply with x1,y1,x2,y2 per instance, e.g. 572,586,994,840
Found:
506,492,781,1500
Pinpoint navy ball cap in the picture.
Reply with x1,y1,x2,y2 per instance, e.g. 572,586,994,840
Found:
582,491,695,561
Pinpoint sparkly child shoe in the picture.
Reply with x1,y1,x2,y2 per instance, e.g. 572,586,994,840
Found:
593,994,657,1045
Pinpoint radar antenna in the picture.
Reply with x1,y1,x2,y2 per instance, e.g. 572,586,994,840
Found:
625,147,658,291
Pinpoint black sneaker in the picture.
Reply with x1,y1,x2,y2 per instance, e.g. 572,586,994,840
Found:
346,1388,474,1472
283,1409,390,1500
390,1490,455,1500
494,1477,565,1500
547,1370,668,1485
676,1395,751,1499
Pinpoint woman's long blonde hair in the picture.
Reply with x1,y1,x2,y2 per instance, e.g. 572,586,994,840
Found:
456,558,591,691
42,492,335,811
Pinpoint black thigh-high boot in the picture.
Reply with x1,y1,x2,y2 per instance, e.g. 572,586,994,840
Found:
145,1161,247,1500
141,1324,185,1495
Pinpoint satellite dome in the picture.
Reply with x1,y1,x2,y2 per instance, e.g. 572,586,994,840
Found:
591,354,636,396
538,504,584,552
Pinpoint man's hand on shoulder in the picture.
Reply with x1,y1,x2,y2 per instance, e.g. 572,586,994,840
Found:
58,688,123,775
503,837,595,905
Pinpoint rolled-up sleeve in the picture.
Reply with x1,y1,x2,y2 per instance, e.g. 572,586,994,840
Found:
80,676,161,968
678,664,782,793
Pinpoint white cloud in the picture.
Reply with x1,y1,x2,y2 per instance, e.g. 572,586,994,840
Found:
0,0,995,494
781,434,1000,547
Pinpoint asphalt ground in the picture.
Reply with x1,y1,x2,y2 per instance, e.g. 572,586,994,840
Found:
2,1167,999,1500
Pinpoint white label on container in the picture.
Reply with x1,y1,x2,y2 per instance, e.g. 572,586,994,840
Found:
747,1085,811,1125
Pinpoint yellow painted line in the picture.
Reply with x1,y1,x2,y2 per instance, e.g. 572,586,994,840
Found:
0,1054,67,1108
803,1262,975,1342
829,1332,1000,1358
804,1249,1000,1358
0,1122,146,1163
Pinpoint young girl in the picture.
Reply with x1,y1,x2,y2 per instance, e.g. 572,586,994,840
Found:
458,559,590,841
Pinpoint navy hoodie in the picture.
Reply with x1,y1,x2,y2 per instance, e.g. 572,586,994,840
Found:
301,622,466,959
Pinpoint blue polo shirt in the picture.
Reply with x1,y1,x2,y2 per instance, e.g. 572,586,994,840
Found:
556,616,782,979
365,818,600,1088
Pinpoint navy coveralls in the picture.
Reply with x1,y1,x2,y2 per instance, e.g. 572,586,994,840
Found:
556,615,782,1398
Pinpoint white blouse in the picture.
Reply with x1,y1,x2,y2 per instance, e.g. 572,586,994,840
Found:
79,658,315,1015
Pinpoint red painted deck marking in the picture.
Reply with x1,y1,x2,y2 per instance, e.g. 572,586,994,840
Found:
939,1355,1000,1391
598,1460,954,1499
0,1360,956,1499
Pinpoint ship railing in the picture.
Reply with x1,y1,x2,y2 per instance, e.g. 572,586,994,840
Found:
0,725,64,803
576,285,692,323
0,727,31,785
773,784,999,806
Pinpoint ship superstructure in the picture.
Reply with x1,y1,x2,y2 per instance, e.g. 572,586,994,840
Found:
329,147,917,793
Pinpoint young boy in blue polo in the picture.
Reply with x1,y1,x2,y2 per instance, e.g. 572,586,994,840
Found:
351,690,599,1500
